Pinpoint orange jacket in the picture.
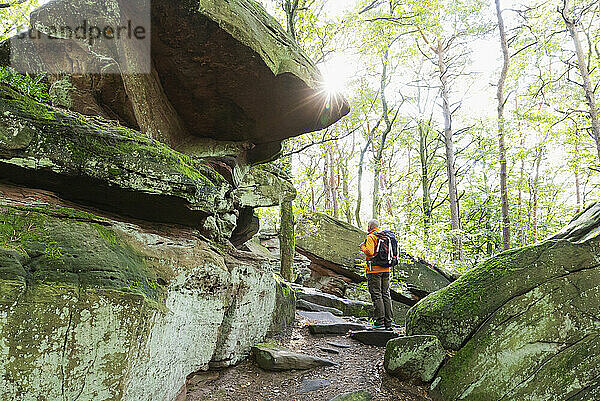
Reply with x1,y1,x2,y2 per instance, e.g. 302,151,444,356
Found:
360,228,390,274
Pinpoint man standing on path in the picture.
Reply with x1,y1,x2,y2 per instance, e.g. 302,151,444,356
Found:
360,219,394,330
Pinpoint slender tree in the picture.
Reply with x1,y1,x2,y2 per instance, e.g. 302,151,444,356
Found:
560,0,600,163
495,0,511,250
372,49,400,219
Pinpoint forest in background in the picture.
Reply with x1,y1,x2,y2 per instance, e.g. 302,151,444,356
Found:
3,0,600,271
258,0,600,271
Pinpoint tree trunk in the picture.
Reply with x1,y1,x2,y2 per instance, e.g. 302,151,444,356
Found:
342,158,353,224
575,170,581,214
382,170,394,216
516,97,525,246
330,149,339,219
419,120,432,241
279,199,295,281
121,67,188,146
436,39,463,261
518,151,525,246
575,138,583,213
283,0,300,42
561,0,600,163
323,150,331,211
372,159,381,220
355,140,370,228
531,146,542,243
372,53,395,220
495,0,511,250
279,144,294,281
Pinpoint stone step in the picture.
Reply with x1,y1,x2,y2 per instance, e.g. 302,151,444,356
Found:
308,322,367,335
327,341,351,349
297,299,344,316
298,378,331,394
319,346,340,354
350,330,400,347
293,285,373,318
298,310,346,323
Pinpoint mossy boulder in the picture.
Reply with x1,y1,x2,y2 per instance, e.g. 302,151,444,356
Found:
0,194,293,401
396,253,451,294
383,335,445,383
406,202,600,400
296,212,366,280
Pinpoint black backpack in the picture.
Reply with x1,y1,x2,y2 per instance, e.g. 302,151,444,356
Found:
369,230,399,268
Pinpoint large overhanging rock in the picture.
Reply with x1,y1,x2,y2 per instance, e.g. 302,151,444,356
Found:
295,212,452,304
0,84,239,240
406,203,600,401
0,186,295,401
4,0,349,163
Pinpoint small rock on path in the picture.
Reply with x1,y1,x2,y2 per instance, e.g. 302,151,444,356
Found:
299,378,332,393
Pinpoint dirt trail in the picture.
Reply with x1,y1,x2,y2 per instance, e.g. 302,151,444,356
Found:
187,313,432,401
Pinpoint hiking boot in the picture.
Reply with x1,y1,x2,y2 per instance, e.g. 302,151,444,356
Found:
369,324,385,330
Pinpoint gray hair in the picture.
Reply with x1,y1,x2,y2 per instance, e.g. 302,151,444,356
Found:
367,219,380,232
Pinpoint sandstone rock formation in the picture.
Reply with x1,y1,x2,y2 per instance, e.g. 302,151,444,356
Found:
0,184,293,400
3,0,349,163
0,0,350,399
405,202,600,400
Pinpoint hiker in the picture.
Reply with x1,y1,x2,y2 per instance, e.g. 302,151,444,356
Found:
360,219,397,330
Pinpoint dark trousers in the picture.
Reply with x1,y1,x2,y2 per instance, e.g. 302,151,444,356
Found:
367,272,393,326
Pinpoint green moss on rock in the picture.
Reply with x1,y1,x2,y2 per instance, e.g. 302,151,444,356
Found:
0,86,236,239
0,203,166,304
408,203,600,400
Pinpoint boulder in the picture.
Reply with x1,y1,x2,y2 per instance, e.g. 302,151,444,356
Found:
383,335,445,383
308,323,367,335
5,0,349,162
294,285,373,318
295,212,366,280
0,83,296,247
252,344,336,371
406,202,600,400
298,311,346,323
297,299,344,316
350,330,399,347
395,252,452,294
304,274,349,298
0,189,295,401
